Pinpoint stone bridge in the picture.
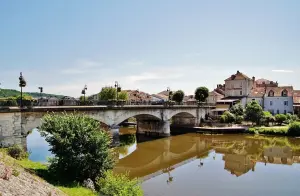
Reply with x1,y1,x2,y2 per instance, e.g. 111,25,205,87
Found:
0,105,213,147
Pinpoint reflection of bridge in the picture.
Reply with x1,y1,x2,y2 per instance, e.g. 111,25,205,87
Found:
114,134,300,180
0,105,212,146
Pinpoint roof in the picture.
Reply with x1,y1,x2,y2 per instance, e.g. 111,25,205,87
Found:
125,90,152,102
266,86,293,97
217,99,239,103
209,90,223,96
225,71,251,81
249,88,265,98
157,90,169,96
294,90,300,104
151,94,168,100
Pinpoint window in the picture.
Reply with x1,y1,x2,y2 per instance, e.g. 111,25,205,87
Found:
240,91,242,95
277,110,280,114
268,90,274,97
240,82,242,87
284,101,288,106
284,110,287,114
270,101,273,106
282,89,288,97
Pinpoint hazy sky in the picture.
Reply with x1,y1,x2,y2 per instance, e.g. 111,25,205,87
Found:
0,0,299,97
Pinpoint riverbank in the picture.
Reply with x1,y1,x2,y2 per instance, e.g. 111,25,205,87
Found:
0,149,95,196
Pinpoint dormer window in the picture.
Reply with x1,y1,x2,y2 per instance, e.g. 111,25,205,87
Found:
268,90,274,97
282,89,288,97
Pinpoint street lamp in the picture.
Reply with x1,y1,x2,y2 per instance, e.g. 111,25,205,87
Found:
115,81,121,102
38,87,43,99
19,72,26,108
166,87,171,101
81,85,87,104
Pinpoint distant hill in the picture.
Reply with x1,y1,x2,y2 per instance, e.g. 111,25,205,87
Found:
0,89,65,98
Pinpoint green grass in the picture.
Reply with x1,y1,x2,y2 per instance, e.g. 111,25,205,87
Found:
58,186,96,196
0,149,97,196
248,126,289,136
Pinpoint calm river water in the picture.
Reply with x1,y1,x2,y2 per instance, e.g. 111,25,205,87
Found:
27,128,300,196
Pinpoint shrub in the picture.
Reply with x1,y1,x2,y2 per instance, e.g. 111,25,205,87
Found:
287,122,300,136
275,114,287,125
220,115,227,123
40,113,115,182
235,115,244,124
96,170,143,196
248,126,288,135
7,145,29,160
224,111,235,123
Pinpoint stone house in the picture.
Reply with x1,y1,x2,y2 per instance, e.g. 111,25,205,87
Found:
59,96,78,106
207,90,224,105
38,97,59,106
125,90,152,104
224,70,255,98
293,90,300,115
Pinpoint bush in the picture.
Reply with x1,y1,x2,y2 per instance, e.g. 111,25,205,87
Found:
235,115,244,124
248,126,289,135
7,145,29,160
287,122,300,136
96,170,143,196
224,111,235,123
220,115,227,123
275,114,287,125
0,98,18,106
40,113,115,182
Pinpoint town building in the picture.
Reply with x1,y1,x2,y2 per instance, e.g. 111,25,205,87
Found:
207,90,224,105
183,95,197,105
38,97,59,106
293,90,300,115
125,90,152,104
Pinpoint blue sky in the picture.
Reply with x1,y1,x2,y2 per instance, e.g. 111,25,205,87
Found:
0,0,299,97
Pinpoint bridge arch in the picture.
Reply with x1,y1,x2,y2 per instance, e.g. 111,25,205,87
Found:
113,110,162,126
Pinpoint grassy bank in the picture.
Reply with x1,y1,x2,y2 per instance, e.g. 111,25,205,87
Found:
0,149,96,196
247,126,289,135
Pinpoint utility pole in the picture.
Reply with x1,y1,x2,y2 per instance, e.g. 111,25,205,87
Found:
38,87,43,99
19,72,26,108
81,85,87,105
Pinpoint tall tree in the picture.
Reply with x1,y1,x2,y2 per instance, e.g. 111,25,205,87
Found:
99,87,117,100
245,101,264,125
118,91,129,101
171,90,185,103
195,87,209,102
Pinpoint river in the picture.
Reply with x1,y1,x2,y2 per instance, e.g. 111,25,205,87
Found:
27,128,300,196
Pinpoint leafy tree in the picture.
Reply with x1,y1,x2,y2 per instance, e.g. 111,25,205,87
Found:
194,87,209,103
229,103,244,116
245,101,264,125
220,111,235,123
235,115,244,124
288,122,300,136
118,91,129,101
99,87,117,101
275,114,287,125
171,90,185,103
263,111,275,126
96,170,143,196
40,113,115,182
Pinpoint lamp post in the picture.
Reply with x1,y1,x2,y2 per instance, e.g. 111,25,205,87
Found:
19,72,26,108
38,87,43,99
81,85,87,105
115,81,121,103
167,87,171,101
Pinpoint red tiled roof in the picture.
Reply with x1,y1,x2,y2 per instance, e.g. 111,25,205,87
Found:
249,87,265,97
225,71,251,81
125,90,152,102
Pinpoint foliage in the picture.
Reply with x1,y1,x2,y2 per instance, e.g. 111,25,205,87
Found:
118,91,129,101
262,111,275,126
275,114,287,125
0,97,18,106
40,113,115,182
58,186,96,196
220,111,235,123
99,87,117,101
245,101,263,125
12,169,20,177
171,90,185,103
194,87,209,102
96,170,143,196
248,126,289,135
7,145,29,160
0,88,64,99
287,122,300,136
235,115,244,124
229,103,244,116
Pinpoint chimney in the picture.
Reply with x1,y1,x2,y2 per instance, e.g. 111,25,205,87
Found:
252,76,255,81
237,70,240,74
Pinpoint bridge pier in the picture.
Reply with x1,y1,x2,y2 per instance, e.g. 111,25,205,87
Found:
137,120,170,137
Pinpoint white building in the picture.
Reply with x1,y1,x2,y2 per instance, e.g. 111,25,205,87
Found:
264,86,293,114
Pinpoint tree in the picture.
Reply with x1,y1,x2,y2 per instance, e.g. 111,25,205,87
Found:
194,87,209,103
263,111,275,126
220,111,235,123
245,101,263,125
99,87,117,101
229,103,244,116
171,90,185,103
118,91,129,101
40,113,115,182
275,114,287,125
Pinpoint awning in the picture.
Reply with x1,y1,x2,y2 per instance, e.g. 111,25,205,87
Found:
217,99,239,103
